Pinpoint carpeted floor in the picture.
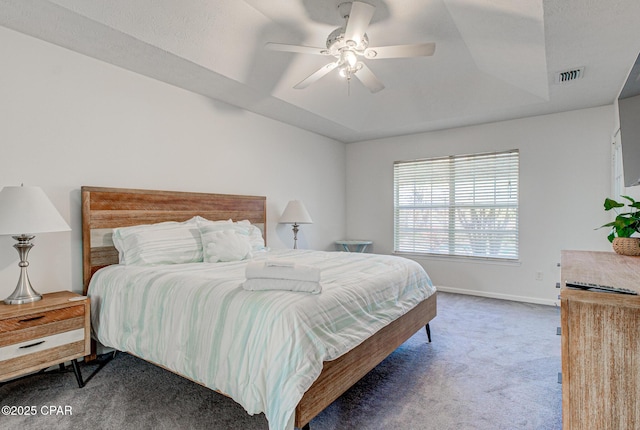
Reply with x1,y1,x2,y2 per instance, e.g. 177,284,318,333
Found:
0,292,562,429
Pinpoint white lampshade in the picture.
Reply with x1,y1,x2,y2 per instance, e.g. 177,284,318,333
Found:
0,186,70,235
0,185,70,305
279,200,313,224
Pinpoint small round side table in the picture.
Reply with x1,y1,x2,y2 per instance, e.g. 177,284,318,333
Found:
335,240,373,253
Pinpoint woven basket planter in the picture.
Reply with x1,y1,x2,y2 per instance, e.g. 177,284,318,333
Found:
612,237,640,256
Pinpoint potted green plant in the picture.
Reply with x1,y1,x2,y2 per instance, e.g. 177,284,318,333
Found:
600,196,640,255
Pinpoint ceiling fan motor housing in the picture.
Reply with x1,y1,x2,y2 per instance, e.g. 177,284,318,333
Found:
326,27,369,56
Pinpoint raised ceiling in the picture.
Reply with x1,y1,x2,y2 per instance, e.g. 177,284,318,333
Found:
2,0,640,143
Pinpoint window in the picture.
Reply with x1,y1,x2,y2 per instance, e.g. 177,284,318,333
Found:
394,150,519,260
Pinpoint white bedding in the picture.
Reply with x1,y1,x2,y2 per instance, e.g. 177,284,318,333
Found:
88,249,435,430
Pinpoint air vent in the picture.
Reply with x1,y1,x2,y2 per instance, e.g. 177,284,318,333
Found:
555,67,585,84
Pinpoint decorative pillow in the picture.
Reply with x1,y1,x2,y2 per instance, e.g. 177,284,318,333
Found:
236,220,266,251
203,229,253,262
194,216,232,227
112,217,202,265
198,220,264,247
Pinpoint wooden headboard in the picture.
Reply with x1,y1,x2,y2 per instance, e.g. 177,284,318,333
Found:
81,186,267,294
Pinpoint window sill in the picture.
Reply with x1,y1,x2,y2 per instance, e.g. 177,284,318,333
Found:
393,251,521,266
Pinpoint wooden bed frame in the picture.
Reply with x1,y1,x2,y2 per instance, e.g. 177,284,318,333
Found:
81,186,437,429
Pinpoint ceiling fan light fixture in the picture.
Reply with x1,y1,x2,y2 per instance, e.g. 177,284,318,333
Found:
341,50,358,68
339,61,363,79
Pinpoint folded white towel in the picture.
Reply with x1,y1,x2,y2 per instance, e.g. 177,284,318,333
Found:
245,260,321,283
242,278,322,294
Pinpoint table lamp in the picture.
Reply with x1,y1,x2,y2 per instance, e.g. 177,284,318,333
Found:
279,200,313,249
0,185,71,305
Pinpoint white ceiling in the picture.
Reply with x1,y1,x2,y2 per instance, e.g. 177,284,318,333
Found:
2,0,640,143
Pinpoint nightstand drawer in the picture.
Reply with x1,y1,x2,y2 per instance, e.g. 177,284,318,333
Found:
0,305,85,348
0,328,85,361
0,305,84,331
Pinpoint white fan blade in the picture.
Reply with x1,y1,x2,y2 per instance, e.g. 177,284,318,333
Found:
265,42,328,56
294,62,339,89
344,2,375,46
364,43,436,59
355,63,385,93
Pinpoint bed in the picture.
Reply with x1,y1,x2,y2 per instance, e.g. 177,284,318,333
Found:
82,186,437,430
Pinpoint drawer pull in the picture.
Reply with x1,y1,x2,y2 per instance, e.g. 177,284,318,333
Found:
18,315,45,323
19,341,45,349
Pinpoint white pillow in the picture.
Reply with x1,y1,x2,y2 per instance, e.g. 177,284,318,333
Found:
112,217,202,265
194,216,232,227
198,220,265,249
203,229,253,262
236,220,266,251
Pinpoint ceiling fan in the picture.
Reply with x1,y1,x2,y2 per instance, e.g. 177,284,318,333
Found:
265,1,436,93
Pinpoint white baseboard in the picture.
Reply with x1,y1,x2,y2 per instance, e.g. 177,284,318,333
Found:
435,285,558,307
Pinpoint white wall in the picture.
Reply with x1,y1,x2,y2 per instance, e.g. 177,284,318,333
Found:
0,26,346,299
346,106,615,305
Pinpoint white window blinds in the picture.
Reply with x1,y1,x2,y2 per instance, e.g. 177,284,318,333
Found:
394,150,519,260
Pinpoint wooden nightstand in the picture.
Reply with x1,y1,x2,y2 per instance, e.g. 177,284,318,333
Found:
0,291,90,387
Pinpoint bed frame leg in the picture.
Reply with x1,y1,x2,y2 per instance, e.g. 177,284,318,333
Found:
425,324,431,343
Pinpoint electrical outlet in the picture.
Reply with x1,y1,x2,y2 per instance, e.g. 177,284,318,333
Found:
535,271,543,281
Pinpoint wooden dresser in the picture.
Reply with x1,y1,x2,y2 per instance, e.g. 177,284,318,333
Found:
560,250,640,430
0,291,90,383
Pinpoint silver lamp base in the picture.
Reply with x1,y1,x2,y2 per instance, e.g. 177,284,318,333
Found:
3,235,42,305
291,223,300,249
